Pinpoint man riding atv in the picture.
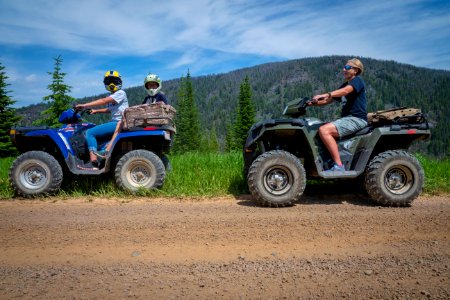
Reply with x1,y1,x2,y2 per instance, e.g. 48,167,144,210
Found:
309,58,367,173
243,58,430,207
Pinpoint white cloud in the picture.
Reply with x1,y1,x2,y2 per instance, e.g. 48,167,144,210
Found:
169,48,203,69
25,74,38,83
1,0,449,66
1,0,449,107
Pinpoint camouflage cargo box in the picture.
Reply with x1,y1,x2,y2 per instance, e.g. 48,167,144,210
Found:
368,107,424,125
123,102,176,130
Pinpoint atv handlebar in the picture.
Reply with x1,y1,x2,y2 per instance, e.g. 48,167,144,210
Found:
307,96,326,106
73,104,93,116
282,96,325,117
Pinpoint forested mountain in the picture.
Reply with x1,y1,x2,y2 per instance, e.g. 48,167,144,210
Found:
16,56,450,156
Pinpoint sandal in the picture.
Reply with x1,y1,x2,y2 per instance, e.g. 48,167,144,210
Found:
94,150,109,159
77,161,99,171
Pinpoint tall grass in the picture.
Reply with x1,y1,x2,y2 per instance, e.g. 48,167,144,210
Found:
161,151,247,196
0,152,448,199
0,157,14,199
416,154,450,194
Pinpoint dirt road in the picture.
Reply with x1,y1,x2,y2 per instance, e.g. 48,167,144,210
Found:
0,194,449,299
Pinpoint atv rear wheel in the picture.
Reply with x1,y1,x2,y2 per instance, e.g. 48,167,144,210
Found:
9,151,63,197
115,150,165,192
248,150,306,207
364,150,424,207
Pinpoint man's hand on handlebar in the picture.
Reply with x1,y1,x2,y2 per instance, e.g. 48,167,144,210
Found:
308,95,326,106
307,99,318,106
313,94,328,101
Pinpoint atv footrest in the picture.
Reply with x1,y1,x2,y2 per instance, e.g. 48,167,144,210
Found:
66,155,107,175
319,170,359,179
73,168,104,175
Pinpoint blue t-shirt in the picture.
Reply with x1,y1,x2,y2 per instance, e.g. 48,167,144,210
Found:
337,76,367,121
142,93,168,105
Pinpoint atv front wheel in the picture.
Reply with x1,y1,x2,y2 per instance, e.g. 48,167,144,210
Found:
115,150,165,192
9,151,63,197
364,150,424,207
248,150,306,207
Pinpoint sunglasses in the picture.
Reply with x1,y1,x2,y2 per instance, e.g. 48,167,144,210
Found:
343,65,354,70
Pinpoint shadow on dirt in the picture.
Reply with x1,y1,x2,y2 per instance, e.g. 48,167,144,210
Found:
234,180,374,207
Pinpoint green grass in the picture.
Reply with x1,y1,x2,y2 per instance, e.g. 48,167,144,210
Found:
0,152,448,199
0,152,247,199
161,151,247,196
0,157,14,199
416,154,450,194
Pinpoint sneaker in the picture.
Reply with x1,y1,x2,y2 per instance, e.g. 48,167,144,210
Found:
77,161,99,171
329,163,345,171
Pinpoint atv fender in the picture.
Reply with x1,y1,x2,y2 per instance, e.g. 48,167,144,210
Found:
12,128,71,158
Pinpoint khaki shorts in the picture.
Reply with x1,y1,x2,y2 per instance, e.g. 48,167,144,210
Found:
332,116,368,138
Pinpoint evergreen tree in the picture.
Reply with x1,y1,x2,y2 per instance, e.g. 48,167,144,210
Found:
233,76,255,149
0,62,21,157
224,123,236,152
35,55,75,127
173,71,201,153
207,126,219,152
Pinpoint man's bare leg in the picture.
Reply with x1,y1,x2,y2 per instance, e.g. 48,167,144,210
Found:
318,123,342,166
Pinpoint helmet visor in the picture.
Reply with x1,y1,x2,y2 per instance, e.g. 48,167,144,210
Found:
103,77,122,86
145,81,160,89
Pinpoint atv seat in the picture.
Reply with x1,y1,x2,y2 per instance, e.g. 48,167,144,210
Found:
340,126,372,140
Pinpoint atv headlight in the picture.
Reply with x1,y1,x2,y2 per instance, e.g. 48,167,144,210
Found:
9,129,16,143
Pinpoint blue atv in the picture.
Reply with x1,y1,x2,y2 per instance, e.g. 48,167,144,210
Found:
9,106,175,197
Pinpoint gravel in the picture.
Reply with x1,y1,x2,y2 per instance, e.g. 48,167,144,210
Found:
0,194,448,299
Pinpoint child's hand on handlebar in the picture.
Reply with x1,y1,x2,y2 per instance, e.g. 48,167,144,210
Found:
73,103,93,115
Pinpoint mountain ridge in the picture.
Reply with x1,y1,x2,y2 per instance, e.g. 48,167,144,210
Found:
16,56,450,156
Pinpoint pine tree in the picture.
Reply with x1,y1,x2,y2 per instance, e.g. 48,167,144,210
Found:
173,71,201,153
35,55,75,127
0,62,21,157
233,76,255,149
224,123,235,152
207,126,219,153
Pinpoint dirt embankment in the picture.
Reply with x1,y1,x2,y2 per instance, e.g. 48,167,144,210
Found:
0,194,449,299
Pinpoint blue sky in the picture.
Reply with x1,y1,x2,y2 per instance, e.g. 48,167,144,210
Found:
0,0,449,108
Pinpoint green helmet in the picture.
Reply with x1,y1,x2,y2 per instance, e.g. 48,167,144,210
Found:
144,74,162,96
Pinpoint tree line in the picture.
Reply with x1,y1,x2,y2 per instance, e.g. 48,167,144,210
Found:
3,55,450,157
0,56,255,157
